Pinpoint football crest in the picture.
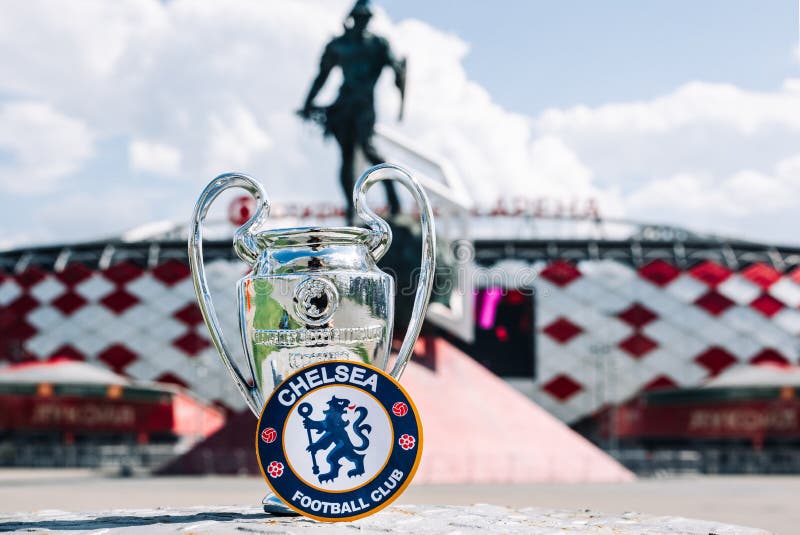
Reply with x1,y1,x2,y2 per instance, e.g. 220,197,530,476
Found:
256,361,422,521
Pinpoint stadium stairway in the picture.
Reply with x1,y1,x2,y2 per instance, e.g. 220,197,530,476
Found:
158,337,633,483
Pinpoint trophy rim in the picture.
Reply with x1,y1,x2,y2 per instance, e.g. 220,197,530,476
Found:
254,226,373,248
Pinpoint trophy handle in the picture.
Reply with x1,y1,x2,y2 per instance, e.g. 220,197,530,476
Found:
189,173,270,415
354,163,436,380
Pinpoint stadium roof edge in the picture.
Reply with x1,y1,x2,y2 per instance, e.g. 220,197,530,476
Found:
2,232,800,272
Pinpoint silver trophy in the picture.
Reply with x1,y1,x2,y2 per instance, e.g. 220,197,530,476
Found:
188,163,435,513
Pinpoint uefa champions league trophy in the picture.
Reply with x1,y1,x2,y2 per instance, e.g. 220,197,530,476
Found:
188,163,435,516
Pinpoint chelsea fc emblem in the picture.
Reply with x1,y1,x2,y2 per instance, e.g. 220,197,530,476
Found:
256,360,423,521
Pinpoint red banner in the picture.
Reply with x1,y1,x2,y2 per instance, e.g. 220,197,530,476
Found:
610,400,800,440
0,394,222,436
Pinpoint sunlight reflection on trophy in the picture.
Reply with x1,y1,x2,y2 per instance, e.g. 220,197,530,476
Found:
188,163,435,513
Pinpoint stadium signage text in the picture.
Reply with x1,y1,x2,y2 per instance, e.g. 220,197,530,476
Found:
228,197,602,224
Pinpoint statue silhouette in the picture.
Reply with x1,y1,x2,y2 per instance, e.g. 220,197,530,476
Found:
300,0,406,225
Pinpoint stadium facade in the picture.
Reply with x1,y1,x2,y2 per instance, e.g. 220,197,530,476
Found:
2,225,799,427
2,131,800,450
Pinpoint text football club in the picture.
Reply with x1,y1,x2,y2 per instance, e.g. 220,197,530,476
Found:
256,360,423,521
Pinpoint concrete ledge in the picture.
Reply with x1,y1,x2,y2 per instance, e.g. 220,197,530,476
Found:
0,504,772,534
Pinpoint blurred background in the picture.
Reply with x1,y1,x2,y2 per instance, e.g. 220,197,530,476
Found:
1,1,799,532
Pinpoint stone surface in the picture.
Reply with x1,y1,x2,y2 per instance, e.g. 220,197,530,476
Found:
0,504,772,534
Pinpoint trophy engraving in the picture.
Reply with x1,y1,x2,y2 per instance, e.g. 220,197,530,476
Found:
188,163,435,515
292,276,339,325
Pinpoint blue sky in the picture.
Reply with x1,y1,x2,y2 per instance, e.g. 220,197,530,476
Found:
1,1,800,247
381,1,798,113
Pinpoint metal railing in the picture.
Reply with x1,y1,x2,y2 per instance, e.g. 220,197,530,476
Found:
0,442,180,474
611,447,800,475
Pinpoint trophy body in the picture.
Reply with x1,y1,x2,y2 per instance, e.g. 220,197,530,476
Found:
188,164,435,514
239,229,395,404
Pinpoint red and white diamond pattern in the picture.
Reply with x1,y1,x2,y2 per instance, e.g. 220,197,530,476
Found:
0,259,249,412
4,255,800,422
533,259,800,424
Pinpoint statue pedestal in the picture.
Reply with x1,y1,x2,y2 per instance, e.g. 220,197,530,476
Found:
0,504,771,534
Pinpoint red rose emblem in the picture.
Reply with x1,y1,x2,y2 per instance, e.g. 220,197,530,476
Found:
398,434,415,450
267,461,284,478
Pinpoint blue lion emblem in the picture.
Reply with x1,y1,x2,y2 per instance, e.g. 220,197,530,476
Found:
300,395,372,483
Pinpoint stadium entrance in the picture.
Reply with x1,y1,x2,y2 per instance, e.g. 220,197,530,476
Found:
470,288,535,378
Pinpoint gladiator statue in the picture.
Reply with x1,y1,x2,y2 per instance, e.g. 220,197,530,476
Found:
299,0,406,225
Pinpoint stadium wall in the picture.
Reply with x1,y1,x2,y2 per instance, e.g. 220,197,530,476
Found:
1,238,800,426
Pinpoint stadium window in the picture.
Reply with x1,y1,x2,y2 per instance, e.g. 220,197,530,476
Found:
472,287,535,377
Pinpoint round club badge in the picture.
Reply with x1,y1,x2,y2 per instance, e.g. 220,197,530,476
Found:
256,360,422,522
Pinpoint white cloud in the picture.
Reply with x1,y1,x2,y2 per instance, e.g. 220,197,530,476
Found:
207,105,273,175
0,101,93,194
376,18,613,205
529,79,800,242
624,154,800,239
36,188,162,243
129,139,182,176
538,80,800,136
0,0,799,245
0,1,167,112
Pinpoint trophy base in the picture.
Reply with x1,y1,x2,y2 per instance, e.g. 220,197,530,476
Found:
262,493,299,516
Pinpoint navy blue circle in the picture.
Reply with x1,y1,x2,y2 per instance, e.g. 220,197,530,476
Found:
256,361,422,521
